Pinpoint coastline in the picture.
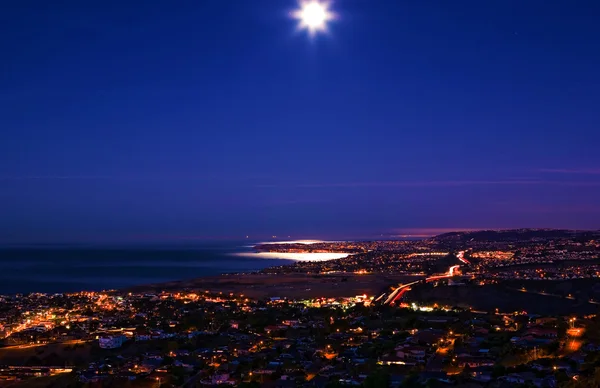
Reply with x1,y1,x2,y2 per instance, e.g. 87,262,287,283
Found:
0,242,352,295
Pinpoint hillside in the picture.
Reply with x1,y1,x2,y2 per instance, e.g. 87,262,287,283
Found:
431,228,600,243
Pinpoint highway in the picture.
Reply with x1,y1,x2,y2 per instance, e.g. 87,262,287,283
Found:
383,281,421,305
425,264,461,282
457,250,470,265
381,251,469,305
383,264,460,305
0,339,89,350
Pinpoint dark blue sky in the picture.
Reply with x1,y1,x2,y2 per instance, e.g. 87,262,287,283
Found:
2,0,600,243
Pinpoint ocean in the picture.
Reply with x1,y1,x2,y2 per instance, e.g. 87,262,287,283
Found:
0,242,294,295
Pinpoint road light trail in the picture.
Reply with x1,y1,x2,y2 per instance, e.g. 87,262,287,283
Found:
384,280,421,305
384,261,465,305
457,250,470,265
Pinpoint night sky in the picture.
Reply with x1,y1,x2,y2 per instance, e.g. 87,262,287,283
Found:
1,1,600,243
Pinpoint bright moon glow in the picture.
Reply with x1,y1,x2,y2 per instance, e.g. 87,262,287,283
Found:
293,1,334,34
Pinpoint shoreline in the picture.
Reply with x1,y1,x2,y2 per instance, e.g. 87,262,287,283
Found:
0,244,352,296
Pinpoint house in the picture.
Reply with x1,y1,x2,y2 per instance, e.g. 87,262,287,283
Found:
585,343,600,352
412,329,445,345
554,361,572,371
457,357,495,368
135,331,151,341
531,363,551,372
419,316,458,324
395,344,427,363
210,373,234,385
265,325,286,334
79,371,109,383
535,317,557,325
470,366,493,382
378,354,415,366
98,335,127,349
276,378,299,388
390,375,405,388
150,330,164,339
307,375,330,388
418,372,451,384
526,327,558,338
117,371,137,381
501,372,537,384
566,351,587,368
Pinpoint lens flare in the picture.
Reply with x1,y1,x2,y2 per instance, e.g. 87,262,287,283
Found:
293,1,334,35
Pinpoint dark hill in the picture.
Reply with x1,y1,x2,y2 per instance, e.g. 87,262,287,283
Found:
431,229,600,243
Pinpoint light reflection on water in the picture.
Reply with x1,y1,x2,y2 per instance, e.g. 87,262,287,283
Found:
231,251,350,262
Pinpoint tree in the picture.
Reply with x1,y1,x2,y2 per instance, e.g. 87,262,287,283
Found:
563,367,600,387
25,356,42,366
400,373,420,388
167,341,179,352
425,379,441,388
364,369,390,388
43,352,64,366
545,341,560,355
238,382,261,388
492,364,506,378
170,366,186,386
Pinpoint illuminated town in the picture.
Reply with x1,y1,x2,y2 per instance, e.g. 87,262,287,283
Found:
0,229,599,387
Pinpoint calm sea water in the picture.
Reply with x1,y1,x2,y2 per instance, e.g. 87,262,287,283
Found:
0,242,295,295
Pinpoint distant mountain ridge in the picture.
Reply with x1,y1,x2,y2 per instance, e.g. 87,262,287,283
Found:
431,228,600,243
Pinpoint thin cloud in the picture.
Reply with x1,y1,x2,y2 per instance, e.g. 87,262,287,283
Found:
5,176,600,188
255,180,600,188
266,199,333,205
0,174,268,181
0,175,232,181
538,168,600,175
495,202,600,214
0,175,117,180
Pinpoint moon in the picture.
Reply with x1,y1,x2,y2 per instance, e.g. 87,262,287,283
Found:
292,1,334,35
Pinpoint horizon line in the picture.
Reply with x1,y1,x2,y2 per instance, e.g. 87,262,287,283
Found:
2,227,600,246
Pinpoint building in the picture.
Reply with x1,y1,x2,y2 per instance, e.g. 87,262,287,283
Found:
99,335,127,349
